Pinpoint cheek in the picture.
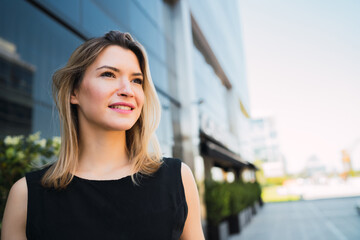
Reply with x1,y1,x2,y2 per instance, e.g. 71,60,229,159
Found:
140,93,145,107
89,88,106,102
80,82,110,107
137,90,145,108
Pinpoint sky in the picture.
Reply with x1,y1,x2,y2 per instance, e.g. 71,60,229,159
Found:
238,0,360,174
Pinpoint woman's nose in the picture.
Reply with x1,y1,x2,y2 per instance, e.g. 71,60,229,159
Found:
117,79,134,97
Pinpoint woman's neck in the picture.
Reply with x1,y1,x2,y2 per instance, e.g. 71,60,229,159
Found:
76,127,131,177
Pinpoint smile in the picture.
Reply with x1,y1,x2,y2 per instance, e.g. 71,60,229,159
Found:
108,102,135,112
109,105,132,110
109,106,133,114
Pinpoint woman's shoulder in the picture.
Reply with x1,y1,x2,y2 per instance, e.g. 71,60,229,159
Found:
160,157,192,178
152,157,183,182
25,164,52,184
5,177,27,209
161,157,191,177
1,177,28,238
4,165,51,217
161,157,182,168
8,177,27,197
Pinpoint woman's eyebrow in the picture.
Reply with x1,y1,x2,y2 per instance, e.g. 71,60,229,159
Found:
132,72,143,77
96,66,142,77
96,65,119,72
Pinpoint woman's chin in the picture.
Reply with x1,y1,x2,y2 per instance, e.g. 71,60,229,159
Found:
105,123,136,132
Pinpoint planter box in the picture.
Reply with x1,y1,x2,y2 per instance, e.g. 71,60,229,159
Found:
207,220,229,240
229,202,264,236
227,214,240,234
208,202,264,239
207,222,219,240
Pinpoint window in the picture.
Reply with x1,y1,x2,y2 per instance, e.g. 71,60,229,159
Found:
0,53,34,138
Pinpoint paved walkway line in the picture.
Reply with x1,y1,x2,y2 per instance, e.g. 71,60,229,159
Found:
307,202,348,240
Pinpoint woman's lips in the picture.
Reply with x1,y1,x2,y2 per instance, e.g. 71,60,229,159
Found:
108,102,135,114
109,106,133,113
109,102,135,109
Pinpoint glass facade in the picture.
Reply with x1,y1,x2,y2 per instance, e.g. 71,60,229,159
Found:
0,0,83,138
193,45,229,132
189,0,249,107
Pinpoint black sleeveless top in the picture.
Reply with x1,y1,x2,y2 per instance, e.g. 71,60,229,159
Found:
25,158,188,240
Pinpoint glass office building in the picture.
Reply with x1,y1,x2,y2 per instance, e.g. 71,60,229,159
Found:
0,0,255,228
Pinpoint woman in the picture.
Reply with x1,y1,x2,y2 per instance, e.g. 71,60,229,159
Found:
2,31,205,240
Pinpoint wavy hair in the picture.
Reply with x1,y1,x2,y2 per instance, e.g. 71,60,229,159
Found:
42,31,162,188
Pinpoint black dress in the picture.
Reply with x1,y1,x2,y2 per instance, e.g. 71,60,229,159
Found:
25,157,188,240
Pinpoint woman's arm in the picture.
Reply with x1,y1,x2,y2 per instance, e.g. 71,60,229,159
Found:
1,177,28,240
180,163,205,240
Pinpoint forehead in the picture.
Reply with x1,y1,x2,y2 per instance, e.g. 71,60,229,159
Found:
92,45,141,71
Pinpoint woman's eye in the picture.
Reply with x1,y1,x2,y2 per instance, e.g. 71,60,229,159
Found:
132,78,143,85
100,71,116,78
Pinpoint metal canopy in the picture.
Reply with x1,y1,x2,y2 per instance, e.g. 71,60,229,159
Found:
200,131,258,171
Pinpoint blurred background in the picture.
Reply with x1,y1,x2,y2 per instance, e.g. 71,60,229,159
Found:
0,0,359,239
240,0,360,201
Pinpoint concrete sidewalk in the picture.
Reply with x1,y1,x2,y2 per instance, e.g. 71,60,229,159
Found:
228,197,360,240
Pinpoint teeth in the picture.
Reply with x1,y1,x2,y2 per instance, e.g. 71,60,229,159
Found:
110,106,132,110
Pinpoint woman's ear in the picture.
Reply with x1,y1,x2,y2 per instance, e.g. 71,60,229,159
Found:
70,89,79,105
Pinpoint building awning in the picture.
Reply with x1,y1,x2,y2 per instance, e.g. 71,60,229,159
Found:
246,162,258,171
200,139,248,170
200,131,258,171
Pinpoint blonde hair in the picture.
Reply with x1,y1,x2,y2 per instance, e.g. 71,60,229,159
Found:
42,31,162,189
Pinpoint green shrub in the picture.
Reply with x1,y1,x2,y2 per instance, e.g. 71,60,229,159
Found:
0,132,60,225
228,181,247,214
205,180,262,225
205,180,231,225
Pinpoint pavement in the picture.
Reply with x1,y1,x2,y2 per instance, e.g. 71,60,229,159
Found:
228,196,360,240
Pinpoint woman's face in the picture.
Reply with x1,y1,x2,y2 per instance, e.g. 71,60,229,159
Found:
71,45,145,132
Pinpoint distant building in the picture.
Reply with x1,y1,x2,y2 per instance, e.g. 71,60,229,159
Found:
251,117,285,177
348,138,360,171
304,154,326,180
